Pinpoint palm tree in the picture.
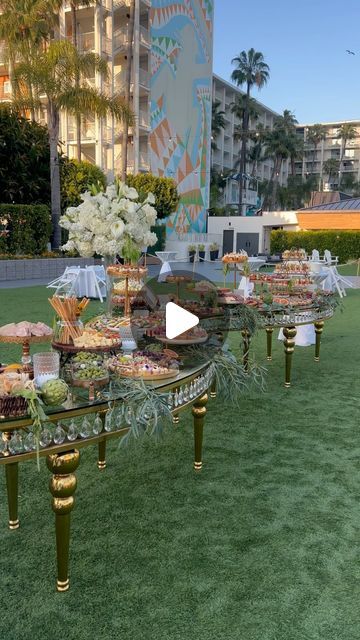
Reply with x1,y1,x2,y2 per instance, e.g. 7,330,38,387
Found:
306,124,326,176
323,158,340,190
273,110,301,176
231,48,270,214
263,126,290,210
247,130,267,176
121,0,136,181
0,0,61,117
14,40,133,248
337,123,357,186
69,0,93,161
211,99,226,151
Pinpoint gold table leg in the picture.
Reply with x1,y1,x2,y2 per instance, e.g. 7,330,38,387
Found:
283,326,297,388
98,438,106,470
47,450,80,592
266,327,274,361
192,393,208,471
241,329,251,372
173,413,180,425
314,320,325,362
5,462,19,530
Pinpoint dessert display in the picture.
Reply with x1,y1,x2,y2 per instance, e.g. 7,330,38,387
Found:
282,248,306,260
106,264,147,278
107,264,148,316
106,350,179,380
222,251,248,264
275,261,310,275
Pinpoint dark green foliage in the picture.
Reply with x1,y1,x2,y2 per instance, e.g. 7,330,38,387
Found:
0,204,51,254
271,229,360,263
60,158,107,211
148,224,166,254
0,106,50,204
126,173,180,220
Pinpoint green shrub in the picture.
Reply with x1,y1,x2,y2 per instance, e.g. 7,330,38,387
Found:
147,224,166,255
60,158,107,211
126,174,179,220
0,105,50,205
0,204,51,255
271,230,360,264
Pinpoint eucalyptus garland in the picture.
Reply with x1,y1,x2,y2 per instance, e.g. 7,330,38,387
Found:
108,378,173,444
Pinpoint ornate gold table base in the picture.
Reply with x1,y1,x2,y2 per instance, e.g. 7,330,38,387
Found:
241,318,328,388
266,327,274,361
283,326,297,388
192,393,208,471
241,329,252,372
314,320,325,362
2,377,212,592
46,450,80,592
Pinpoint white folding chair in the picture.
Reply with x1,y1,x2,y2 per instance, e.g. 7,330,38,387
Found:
47,266,81,296
311,249,320,261
85,265,106,302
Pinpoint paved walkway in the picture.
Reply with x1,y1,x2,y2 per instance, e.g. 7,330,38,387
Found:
1,265,359,290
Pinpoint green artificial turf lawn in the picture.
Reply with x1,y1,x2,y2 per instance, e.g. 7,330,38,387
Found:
0,287,360,640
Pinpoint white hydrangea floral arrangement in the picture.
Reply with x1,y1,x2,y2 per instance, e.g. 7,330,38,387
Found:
60,180,158,259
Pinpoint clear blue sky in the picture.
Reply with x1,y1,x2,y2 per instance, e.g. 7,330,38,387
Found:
213,0,360,124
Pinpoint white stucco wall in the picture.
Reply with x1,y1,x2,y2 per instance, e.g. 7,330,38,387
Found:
208,211,299,254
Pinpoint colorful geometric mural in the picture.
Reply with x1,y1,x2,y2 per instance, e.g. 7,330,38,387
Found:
150,0,214,235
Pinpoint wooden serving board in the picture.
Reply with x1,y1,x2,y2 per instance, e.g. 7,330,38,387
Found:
52,341,122,353
117,369,178,381
155,334,208,345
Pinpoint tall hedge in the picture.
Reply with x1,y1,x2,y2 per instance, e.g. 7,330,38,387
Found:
0,204,51,255
0,106,50,205
271,230,360,263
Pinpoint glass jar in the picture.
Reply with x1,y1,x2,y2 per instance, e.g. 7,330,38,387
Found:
33,352,60,387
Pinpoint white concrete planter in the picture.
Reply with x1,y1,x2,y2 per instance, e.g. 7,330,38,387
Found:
0,257,98,282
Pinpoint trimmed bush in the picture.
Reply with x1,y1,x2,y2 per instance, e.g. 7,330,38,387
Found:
60,158,107,211
126,174,179,220
271,230,360,264
147,224,166,255
0,204,51,255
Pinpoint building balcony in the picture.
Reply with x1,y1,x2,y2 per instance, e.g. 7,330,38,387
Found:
114,67,149,93
67,118,96,143
0,83,11,100
138,108,149,128
114,25,150,53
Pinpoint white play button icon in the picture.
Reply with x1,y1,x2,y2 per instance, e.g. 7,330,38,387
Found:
165,302,199,340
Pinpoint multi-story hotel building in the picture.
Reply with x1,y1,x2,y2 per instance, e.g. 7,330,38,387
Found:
295,120,360,189
211,73,290,211
0,0,214,236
